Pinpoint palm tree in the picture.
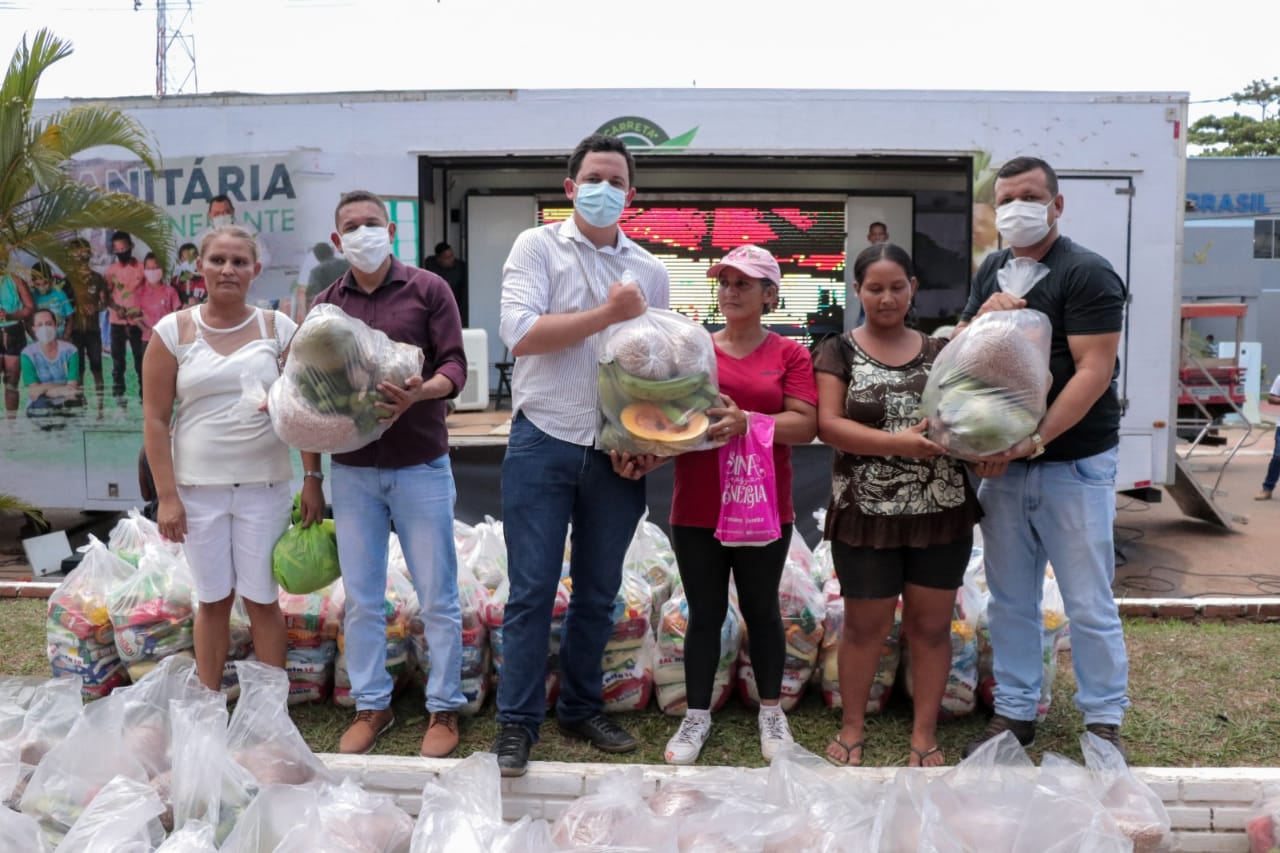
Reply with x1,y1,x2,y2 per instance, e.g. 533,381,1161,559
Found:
0,28,172,279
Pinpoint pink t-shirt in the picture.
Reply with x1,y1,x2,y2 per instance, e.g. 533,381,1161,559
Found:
105,259,145,325
137,282,182,341
670,332,818,529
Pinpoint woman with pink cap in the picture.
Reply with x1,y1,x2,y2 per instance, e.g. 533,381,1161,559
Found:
663,244,818,765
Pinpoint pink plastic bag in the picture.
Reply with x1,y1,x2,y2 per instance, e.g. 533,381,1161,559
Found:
714,413,780,546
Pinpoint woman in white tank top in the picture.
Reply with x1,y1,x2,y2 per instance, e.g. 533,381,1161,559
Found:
142,226,326,692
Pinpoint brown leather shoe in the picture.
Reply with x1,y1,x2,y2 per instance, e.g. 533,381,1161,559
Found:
421,711,460,758
338,708,395,755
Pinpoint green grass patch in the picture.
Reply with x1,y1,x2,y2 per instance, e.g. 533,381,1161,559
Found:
4,598,1278,767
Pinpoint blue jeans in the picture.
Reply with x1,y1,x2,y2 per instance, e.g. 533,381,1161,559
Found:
1264,426,1280,492
331,458,464,713
497,413,645,741
976,447,1129,725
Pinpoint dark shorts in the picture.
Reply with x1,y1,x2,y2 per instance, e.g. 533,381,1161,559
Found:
831,533,974,599
0,323,25,357
70,328,103,374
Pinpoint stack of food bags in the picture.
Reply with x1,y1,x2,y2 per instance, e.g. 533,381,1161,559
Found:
596,307,720,457
601,569,655,712
976,563,1071,722
267,303,424,454
334,566,418,708
482,574,570,711
46,535,135,698
407,567,492,716
278,580,343,705
106,543,196,683
920,308,1052,457
818,578,902,713
901,563,982,719
654,582,742,715
457,516,507,592
736,562,825,711
622,510,678,617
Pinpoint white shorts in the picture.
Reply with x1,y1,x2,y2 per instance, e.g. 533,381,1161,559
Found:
179,482,292,605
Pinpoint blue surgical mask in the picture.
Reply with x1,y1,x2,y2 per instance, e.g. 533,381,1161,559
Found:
573,181,627,228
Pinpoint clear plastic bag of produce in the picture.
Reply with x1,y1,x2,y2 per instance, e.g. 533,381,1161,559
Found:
1246,785,1280,853
920,308,1052,458
411,752,554,853
1081,732,1171,853
253,778,413,853
169,693,257,846
53,774,167,853
597,307,721,457
766,743,882,849
917,730,1038,853
268,303,425,454
155,820,218,853
272,493,341,595
226,660,334,787
2,676,81,806
551,768,679,851
0,806,47,853
458,515,506,592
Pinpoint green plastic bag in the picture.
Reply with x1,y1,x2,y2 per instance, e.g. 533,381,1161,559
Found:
272,493,340,595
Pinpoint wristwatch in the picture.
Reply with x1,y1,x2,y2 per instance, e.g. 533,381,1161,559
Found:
303,470,325,482
1027,432,1046,460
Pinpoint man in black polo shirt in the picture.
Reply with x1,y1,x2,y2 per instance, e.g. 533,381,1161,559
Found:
957,156,1130,759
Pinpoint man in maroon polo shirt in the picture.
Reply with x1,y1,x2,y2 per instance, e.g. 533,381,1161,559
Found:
301,190,468,758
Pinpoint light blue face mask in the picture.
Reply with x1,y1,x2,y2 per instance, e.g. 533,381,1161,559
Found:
574,181,627,228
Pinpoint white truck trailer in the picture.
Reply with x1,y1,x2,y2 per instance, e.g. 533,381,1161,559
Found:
10,88,1186,512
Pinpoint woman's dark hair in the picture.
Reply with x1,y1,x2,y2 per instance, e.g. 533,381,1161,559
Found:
852,242,915,286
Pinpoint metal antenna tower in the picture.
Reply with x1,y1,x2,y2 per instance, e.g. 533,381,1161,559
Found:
136,0,199,98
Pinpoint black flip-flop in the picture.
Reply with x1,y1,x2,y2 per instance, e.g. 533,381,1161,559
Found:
826,736,865,767
909,745,945,767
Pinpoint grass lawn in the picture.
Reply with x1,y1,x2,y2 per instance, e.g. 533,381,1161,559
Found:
5,598,1279,767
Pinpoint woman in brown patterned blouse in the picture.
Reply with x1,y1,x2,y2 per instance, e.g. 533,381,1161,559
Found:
813,243,982,768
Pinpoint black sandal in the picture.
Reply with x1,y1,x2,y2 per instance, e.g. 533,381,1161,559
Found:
826,736,865,767
908,744,945,767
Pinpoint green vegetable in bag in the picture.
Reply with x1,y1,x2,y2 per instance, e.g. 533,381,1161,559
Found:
272,494,340,595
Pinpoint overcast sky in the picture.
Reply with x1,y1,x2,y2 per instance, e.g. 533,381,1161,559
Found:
2,0,1271,129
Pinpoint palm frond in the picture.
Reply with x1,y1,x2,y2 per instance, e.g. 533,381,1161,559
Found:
0,493,49,534
6,185,174,273
0,29,72,108
46,106,163,174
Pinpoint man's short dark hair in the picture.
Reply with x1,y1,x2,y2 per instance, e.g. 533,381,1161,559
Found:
209,194,235,213
996,156,1059,196
111,230,132,246
313,242,334,261
178,242,198,255
869,221,888,232
568,134,636,186
334,190,389,226
434,242,452,257
68,237,91,251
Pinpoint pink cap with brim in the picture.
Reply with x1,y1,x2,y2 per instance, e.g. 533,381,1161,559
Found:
707,244,780,285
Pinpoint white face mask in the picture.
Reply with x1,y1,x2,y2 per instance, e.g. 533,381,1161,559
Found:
341,225,393,274
35,326,57,344
996,199,1055,248
144,269,164,284
210,214,233,229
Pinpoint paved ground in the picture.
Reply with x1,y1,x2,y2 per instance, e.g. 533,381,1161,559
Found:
5,407,1279,597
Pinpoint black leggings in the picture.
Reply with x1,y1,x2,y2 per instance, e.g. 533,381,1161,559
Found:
670,523,792,709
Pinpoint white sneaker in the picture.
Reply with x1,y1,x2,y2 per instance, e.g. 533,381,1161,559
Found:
664,713,712,765
758,707,794,761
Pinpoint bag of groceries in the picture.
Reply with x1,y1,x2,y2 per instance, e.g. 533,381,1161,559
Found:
267,304,424,454
596,307,720,457
271,494,340,595
920,308,1052,458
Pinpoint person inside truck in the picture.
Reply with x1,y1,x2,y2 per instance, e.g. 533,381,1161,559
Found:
493,133,670,777
661,244,818,767
957,155,1131,761
814,242,981,768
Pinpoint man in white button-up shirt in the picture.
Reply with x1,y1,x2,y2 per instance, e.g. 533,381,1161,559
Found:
493,134,670,776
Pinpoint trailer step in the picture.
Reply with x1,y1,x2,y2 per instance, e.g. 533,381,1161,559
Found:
1164,457,1234,528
